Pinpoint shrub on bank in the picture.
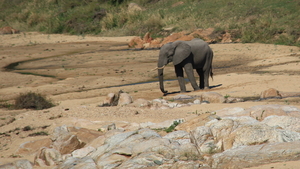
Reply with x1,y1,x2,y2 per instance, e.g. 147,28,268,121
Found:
0,0,299,46
15,92,55,110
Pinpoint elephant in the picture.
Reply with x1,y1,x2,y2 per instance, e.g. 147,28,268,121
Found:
156,38,213,94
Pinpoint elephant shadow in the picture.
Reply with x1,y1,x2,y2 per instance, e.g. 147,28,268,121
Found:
163,84,222,96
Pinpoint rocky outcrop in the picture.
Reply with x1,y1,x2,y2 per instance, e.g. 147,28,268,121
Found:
2,104,300,168
2,87,300,168
210,141,300,169
128,28,241,49
0,26,20,34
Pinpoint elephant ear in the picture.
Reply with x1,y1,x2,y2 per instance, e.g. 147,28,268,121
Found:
172,42,191,65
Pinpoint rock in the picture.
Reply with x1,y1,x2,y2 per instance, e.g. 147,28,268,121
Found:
225,97,244,103
55,156,97,169
221,32,232,43
96,153,129,168
190,28,215,42
163,130,190,140
131,138,171,156
245,105,288,121
118,152,165,168
190,126,214,152
200,92,225,103
222,116,259,126
215,107,247,117
58,135,86,155
67,126,102,145
211,141,300,169
34,148,63,167
260,88,282,99
168,102,179,108
173,94,193,100
262,115,300,132
130,98,151,107
193,99,201,104
102,93,115,106
105,131,137,151
72,146,95,158
149,38,163,48
206,119,238,151
117,93,133,106
161,32,186,45
0,160,33,169
98,123,116,132
138,128,161,139
143,32,152,43
206,117,300,151
0,26,20,34
51,126,87,155
128,2,144,12
170,161,202,169
15,138,52,155
228,123,300,150
128,36,144,48
176,113,220,132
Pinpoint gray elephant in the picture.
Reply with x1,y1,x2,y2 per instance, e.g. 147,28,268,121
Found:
155,38,213,94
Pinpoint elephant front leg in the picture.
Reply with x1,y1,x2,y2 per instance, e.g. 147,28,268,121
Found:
184,63,200,91
175,66,187,92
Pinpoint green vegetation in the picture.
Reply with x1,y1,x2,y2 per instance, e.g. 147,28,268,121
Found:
164,120,182,133
0,0,299,46
28,131,49,136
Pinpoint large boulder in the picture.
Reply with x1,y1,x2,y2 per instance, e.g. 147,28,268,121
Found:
262,115,300,132
15,138,52,155
260,88,282,99
118,93,133,106
34,148,63,167
51,126,101,155
211,141,300,169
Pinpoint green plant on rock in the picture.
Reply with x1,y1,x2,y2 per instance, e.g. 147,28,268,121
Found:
164,120,182,133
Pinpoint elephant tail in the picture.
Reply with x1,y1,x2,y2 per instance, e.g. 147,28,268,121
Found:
210,65,213,80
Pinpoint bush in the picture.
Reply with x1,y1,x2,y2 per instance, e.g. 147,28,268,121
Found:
15,92,55,110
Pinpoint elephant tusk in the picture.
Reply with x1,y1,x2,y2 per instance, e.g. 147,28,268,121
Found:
151,65,165,71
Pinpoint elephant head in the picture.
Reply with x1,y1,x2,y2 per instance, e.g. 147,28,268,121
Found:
157,41,191,93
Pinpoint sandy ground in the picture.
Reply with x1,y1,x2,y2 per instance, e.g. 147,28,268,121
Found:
0,32,300,168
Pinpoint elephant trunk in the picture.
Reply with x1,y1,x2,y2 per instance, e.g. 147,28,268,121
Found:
158,68,167,94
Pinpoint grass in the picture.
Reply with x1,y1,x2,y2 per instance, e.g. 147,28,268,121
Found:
0,0,299,46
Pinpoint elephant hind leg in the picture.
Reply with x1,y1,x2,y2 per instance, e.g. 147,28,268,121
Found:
196,69,205,89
